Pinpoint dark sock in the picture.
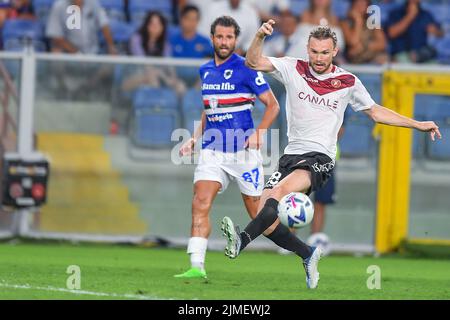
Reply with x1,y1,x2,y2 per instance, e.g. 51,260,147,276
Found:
265,223,312,259
239,198,280,251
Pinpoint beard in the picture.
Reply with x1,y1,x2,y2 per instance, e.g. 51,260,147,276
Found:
214,44,235,60
309,60,332,74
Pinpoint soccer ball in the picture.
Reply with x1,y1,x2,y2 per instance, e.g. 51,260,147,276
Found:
307,232,331,256
277,192,314,228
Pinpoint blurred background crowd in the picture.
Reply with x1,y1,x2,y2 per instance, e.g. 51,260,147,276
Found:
0,0,449,64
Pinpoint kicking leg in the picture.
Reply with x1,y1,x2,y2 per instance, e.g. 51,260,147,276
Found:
175,180,221,278
222,169,312,258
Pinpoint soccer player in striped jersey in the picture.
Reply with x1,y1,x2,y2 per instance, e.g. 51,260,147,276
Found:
221,21,442,289
174,16,280,279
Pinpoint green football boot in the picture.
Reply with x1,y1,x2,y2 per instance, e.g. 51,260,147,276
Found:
174,267,207,279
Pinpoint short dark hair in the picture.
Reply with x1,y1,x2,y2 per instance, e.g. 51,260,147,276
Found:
210,16,241,37
308,26,338,47
180,5,200,19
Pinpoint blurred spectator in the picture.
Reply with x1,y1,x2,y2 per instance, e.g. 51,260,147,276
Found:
288,0,346,61
46,0,117,54
123,11,186,95
170,5,213,58
8,0,35,19
247,0,290,24
341,0,388,64
263,11,299,57
179,0,225,39
0,0,34,29
129,10,171,57
196,0,259,55
386,0,444,63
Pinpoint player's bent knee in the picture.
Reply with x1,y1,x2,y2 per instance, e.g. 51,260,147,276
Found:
192,194,214,213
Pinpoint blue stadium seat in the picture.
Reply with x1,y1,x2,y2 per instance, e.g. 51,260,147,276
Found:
2,19,46,52
133,109,178,148
415,95,450,159
99,0,126,21
33,0,55,22
354,73,382,104
128,0,173,25
133,87,179,111
340,122,374,158
289,0,309,16
435,35,450,64
181,89,203,133
340,108,374,157
415,95,450,119
175,66,199,88
99,20,134,54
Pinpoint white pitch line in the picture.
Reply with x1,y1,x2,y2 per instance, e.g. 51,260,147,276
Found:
0,282,164,300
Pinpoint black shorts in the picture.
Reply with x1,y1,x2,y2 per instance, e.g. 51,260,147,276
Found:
264,152,335,195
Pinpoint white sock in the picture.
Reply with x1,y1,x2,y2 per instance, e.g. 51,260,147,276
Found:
187,237,208,271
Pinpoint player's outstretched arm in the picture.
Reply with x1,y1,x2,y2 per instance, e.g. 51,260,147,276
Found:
245,20,276,73
364,104,442,141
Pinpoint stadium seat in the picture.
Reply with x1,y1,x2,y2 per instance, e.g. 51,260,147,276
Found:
2,19,46,52
33,0,55,22
133,87,179,111
99,20,135,54
354,73,382,104
128,0,173,26
181,89,203,133
340,108,374,158
132,109,178,148
175,66,199,88
99,0,126,21
435,35,450,64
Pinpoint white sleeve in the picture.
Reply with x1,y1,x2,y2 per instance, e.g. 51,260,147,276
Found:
349,77,376,112
267,56,297,84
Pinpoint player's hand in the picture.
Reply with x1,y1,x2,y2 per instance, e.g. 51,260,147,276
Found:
417,121,442,141
179,137,196,156
244,132,264,150
257,19,275,39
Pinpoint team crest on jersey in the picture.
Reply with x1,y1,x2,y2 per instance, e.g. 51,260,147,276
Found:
331,79,341,88
224,69,233,80
209,97,218,109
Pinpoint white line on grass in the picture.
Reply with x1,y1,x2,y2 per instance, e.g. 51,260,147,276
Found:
0,282,164,300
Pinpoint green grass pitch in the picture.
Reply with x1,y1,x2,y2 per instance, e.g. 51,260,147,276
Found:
0,242,449,300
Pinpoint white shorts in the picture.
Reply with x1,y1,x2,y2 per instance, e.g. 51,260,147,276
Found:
193,148,264,196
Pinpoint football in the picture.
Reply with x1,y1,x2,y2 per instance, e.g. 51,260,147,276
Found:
277,192,314,228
